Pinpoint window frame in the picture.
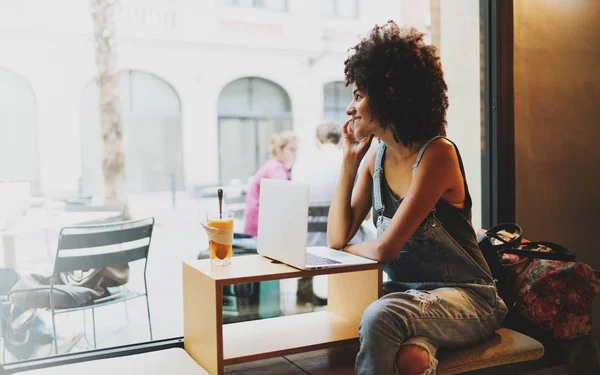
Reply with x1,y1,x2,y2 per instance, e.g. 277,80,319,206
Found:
215,0,288,12
322,0,359,19
480,0,515,228
2,338,183,374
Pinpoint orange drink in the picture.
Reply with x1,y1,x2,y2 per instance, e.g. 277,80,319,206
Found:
206,212,234,266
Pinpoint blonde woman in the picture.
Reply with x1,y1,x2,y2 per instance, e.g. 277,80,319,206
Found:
243,131,298,236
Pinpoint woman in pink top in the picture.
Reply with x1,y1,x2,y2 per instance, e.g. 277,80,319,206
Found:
243,131,298,236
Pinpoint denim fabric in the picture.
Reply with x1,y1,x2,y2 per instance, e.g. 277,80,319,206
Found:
356,140,508,375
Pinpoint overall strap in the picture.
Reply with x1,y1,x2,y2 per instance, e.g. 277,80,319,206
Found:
373,142,386,215
412,135,446,176
444,138,473,212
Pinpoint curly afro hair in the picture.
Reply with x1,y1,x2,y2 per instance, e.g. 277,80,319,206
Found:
344,21,448,148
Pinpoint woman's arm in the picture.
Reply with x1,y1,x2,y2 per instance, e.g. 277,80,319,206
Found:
344,139,460,261
327,151,374,249
327,120,374,249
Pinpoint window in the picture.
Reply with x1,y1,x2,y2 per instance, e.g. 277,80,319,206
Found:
322,0,358,19
323,81,352,122
0,68,41,194
216,0,288,12
79,70,184,195
218,77,292,185
0,0,491,370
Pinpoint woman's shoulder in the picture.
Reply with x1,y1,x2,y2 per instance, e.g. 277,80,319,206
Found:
422,137,457,162
264,158,290,178
263,158,284,169
415,137,461,178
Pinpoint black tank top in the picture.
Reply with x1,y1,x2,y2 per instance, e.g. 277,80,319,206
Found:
372,139,492,277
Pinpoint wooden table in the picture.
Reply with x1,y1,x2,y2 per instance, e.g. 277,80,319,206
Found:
183,255,382,375
0,209,123,267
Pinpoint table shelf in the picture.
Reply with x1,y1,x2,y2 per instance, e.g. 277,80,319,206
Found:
183,255,382,375
222,311,358,365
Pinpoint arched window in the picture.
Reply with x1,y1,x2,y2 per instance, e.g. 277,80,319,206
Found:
323,81,352,122
322,0,358,18
0,68,40,193
79,70,183,194
218,77,292,184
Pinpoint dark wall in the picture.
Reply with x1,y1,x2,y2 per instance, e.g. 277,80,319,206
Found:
513,0,600,336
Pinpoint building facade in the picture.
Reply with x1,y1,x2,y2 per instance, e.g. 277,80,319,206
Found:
0,0,483,227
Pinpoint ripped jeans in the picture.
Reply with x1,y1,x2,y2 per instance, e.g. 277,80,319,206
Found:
355,285,507,375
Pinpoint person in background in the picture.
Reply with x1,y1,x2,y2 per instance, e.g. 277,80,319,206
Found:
292,122,373,306
243,131,298,237
327,21,507,374
292,121,343,246
290,122,343,306
293,121,375,246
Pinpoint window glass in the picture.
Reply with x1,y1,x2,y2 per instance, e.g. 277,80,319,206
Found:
322,0,357,18
323,81,352,122
265,0,287,12
0,69,41,194
79,71,183,196
218,77,292,184
338,0,358,18
322,0,335,17
0,0,485,365
217,0,287,12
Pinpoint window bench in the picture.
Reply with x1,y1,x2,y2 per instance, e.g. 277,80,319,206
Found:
15,327,544,374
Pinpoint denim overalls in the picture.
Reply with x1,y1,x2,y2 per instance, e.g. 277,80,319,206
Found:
356,137,508,375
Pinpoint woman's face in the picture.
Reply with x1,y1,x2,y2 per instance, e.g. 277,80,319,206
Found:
345,83,381,139
279,140,298,169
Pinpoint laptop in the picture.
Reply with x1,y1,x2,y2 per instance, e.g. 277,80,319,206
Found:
256,179,377,270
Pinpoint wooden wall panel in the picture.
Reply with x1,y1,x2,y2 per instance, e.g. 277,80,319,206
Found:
513,0,600,338
514,0,600,264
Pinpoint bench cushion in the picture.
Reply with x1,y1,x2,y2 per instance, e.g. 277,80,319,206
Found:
437,328,544,374
19,348,208,375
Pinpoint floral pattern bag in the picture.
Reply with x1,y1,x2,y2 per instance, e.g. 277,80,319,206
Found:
502,245,600,340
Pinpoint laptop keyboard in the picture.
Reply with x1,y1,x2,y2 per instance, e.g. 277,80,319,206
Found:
305,252,342,266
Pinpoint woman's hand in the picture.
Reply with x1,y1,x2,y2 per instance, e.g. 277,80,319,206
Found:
342,119,374,165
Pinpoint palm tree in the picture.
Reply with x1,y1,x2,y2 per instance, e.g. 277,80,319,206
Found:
430,0,441,50
90,0,130,219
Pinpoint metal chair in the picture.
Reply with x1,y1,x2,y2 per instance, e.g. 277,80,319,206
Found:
8,217,154,354
307,205,329,233
297,205,330,306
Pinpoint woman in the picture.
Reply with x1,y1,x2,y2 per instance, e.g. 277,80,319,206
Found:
243,131,298,236
327,22,507,375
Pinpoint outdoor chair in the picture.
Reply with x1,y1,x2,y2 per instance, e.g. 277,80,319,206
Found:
297,205,330,306
307,205,329,233
6,217,155,355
